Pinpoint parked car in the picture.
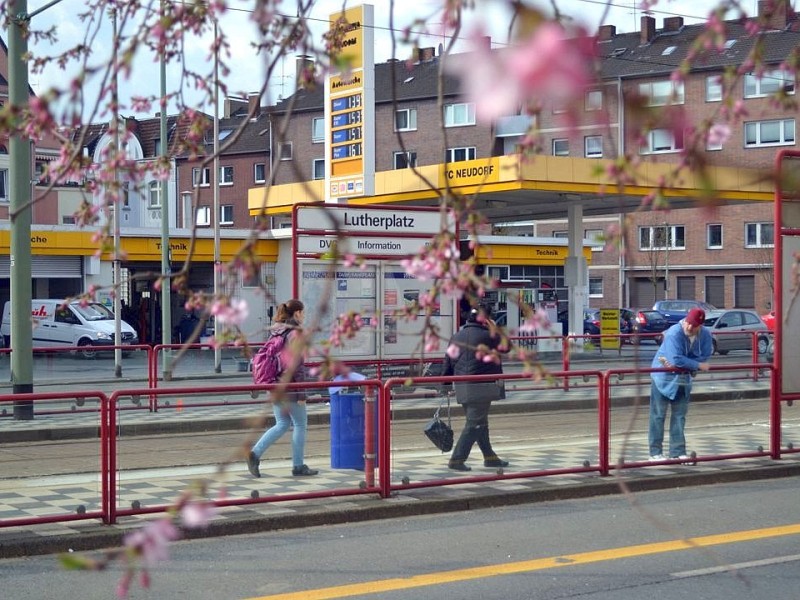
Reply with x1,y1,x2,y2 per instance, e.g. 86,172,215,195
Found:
762,310,776,332
701,309,771,355
621,308,669,344
651,300,717,326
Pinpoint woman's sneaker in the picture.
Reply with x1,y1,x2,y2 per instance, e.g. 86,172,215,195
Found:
648,454,666,461
246,452,261,478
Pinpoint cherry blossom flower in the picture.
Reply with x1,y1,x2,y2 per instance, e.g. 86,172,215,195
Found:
707,123,732,147
181,500,218,528
211,298,249,327
446,23,596,122
445,343,461,359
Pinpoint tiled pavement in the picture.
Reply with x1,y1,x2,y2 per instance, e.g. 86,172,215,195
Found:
2,376,798,559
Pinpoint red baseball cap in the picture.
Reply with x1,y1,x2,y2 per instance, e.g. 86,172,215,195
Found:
685,308,705,327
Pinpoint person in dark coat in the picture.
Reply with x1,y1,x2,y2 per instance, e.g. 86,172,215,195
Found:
441,306,509,471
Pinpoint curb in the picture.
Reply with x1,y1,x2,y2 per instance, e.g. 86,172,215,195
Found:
3,461,799,560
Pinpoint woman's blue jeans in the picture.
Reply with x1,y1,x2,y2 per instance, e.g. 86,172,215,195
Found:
648,382,690,457
251,400,308,468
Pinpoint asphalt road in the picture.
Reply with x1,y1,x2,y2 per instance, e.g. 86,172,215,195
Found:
2,476,799,599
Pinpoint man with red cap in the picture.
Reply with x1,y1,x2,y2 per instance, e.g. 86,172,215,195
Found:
648,307,713,462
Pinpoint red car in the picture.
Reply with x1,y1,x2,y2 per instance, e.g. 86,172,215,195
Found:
762,311,776,332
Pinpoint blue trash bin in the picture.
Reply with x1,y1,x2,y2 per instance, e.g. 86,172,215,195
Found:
329,390,378,470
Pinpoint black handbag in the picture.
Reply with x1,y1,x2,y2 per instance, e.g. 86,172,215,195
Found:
424,395,453,452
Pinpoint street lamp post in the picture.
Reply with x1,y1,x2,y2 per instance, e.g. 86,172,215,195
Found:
664,223,670,300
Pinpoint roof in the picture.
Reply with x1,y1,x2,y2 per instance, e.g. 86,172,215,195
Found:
599,20,800,79
273,9,800,112
271,55,460,115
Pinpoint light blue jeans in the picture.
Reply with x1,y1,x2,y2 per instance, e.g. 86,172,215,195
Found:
251,400,308,468
648,381,690,457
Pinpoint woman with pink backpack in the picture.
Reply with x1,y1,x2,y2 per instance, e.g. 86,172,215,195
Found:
246,299,319,478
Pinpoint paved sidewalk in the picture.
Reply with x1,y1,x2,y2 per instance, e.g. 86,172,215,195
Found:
0,374,790,559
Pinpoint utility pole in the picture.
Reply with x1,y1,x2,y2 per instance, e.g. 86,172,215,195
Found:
159,0,172,380
212,19,221,373
8,0,34,419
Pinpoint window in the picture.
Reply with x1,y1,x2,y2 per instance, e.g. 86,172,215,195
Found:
584,136,603,158
312,117,324,143
745,222,774,248
638,80,684,105
312,158,325,180
445,147,476,162
744,119,795,147
585,228,604,250
242,264,263,288
181,191,192,228
589,277,604,297
487,266,509,281
394,108,417,131
552,139,569,156
220,205,233,225
744,69,795,98
394,151,417,169
706,124,725,151
195,206,210,226
279,142,293,160
706,75,722,102
148,180,162,208
707,224,723,249
639,225,685,250
0,169,7,202
254,163,266,183
585,90,603,111
219,165,233,185
641,128,684,153
443,102,476,127
153,139,161,156
192,167,210,187
552,231,568,239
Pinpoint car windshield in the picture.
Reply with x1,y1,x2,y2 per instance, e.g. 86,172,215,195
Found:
703,316,719,326
71,302,114,321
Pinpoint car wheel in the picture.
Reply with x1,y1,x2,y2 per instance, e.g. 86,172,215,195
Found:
77,339,96,359
757,336,769,355
712,339,719,355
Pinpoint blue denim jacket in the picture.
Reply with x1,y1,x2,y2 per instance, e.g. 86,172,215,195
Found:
651,321,713,400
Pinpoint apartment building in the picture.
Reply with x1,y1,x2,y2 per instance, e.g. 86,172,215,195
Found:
255,1,793,315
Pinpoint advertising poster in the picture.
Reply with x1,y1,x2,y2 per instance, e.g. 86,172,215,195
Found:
300,262,377,356
382,266,454,357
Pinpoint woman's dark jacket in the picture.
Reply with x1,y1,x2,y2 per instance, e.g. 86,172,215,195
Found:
441,321,505,405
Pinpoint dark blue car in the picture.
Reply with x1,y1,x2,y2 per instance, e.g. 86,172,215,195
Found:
651,300,716,326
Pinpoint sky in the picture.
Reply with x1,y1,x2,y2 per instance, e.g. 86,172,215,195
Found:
24,0,748,120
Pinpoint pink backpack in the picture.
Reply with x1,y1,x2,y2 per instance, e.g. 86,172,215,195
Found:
252,330,290,384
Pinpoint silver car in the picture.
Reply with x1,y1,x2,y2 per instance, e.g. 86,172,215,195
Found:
702,309,771,355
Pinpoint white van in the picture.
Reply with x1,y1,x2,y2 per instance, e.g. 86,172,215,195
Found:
0,299,139,358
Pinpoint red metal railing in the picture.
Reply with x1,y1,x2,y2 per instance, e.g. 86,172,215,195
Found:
0,359,786,530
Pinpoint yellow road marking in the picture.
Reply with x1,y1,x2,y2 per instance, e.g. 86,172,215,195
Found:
246,523,800,600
